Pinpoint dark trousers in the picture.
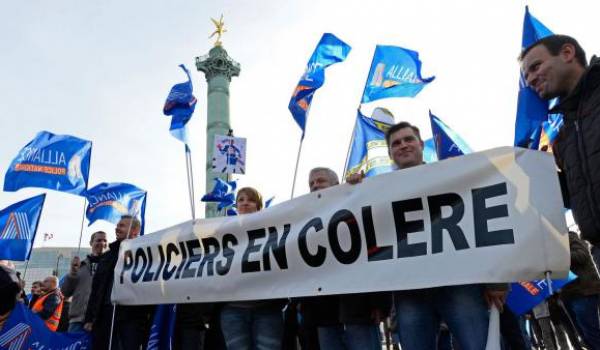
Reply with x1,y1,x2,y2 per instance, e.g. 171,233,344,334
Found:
92,305,151,350
175,328,205,350
113,319,148,350
500,307,531,350
92,305,113,350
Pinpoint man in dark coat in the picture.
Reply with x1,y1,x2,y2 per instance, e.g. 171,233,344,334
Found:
83,215,154,349
560,232,600,349
520,35,600,246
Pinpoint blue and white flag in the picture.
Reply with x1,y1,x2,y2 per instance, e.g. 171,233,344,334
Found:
85,182,147,234
265,196,275,208
147,304,176,350
345,110,393,178
361,45,435,103
507,272,577,315
288,33,351,136
429,111,472,160
201,178,237,211
0,303,90,349
163,64,197,144
423,138,438,163
539,112,564,151
514,6,555,148
4,131,92,195
0,194,45,261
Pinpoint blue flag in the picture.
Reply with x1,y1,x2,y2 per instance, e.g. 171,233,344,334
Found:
163,64,197,144
288,33,351,135
345,110,393,178
423,138,438,163
4,131,92,195
147,304,177,350
361,45,435,103
539,113,564,151
514,6,554,148
0,303,90,349
85,182,147,234
429,111,472,160
265,196,275,208
0,194,45,261
201,178,237,211
507,272,577,315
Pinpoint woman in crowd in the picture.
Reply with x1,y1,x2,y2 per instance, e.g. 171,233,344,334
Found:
220,187,284,350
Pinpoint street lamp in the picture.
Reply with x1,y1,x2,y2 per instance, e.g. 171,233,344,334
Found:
54,253,64,277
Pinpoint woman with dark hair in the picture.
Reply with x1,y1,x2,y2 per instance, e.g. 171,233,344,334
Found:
220,187,284,350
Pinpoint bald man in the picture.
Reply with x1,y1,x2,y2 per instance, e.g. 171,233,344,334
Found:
32,276,64,331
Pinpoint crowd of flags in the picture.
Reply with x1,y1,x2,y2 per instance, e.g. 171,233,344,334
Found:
0,6,573,347
0,131,148,262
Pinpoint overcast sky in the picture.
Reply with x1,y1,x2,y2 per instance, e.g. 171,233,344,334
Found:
1,0,597,247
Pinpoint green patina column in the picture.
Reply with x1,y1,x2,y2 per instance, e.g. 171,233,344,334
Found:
195,44,240,218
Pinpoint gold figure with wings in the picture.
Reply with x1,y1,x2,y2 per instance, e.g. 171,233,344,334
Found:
210,15,227,46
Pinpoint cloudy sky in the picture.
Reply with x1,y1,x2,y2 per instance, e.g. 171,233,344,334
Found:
1,0,597,247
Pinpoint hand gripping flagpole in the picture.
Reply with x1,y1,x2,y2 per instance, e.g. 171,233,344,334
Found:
76,198,87,256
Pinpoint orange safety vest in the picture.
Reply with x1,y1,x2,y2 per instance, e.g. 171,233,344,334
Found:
32,289,64,331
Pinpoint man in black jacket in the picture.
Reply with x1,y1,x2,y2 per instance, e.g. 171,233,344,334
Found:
306,167,391,350
83,215,154,349
520,35,600,245
560,232,600,349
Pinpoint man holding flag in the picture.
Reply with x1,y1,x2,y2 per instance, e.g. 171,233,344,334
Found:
347,121,507,349
61,230,107,332
84,215,154,349
520,35,600,246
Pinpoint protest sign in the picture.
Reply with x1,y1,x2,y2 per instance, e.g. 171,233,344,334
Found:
112,147,569,305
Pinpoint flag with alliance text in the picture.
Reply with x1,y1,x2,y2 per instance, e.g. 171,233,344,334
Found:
85,182,147,234
361,45,434,103
4,131,92,195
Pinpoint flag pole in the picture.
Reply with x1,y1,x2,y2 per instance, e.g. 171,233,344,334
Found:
341,107,360,179
290,134,305,199
76,198,87,256
185,144,196,220
22,259,31,281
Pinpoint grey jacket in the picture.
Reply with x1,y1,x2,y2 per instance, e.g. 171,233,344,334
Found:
61,255,101,323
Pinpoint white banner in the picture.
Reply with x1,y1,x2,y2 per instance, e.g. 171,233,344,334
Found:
112,147,569,305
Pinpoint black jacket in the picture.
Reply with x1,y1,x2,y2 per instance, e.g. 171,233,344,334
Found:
84,240,153,324
553,56,600,245
561,232,600,298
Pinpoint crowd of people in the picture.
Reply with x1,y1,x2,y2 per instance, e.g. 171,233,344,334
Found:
1,33,600,350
